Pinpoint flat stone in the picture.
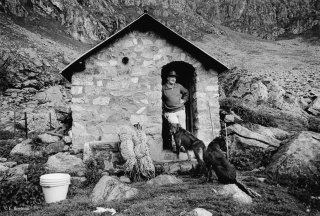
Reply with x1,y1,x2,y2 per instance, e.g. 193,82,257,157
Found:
38,133,60,144
2,161,17,168
91,176,138,204
146,174,182,186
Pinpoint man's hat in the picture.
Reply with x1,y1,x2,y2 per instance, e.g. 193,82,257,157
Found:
167,70,177,77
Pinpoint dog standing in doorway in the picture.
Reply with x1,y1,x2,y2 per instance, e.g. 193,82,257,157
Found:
169,123,206,168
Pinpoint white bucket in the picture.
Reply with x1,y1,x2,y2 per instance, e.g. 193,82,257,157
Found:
40,173,71,203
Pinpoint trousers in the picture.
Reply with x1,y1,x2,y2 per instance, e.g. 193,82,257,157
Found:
164,109,186,129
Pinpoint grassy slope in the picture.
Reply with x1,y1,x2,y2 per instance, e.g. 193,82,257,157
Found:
7,176,311,216
195,26,320,96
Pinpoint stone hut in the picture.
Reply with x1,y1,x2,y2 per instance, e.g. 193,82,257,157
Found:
60,13,228,161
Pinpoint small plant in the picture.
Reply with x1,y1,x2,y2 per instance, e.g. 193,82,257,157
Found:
230,148,275,171
0,163,46,211
83,158,103,186
0,140,17,158
0,51,14,93
0,130,15,140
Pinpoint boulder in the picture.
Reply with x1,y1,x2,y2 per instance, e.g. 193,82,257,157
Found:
119,176,131,183
0,158,7,162
38,133,60,143
34,86,65,107
45,152,86,175
308,97,320,116
0,164,9,178
242,123,291,141
44,141,65,155
7,164,29,181
183,208,213,216
10,139,38,157
90,176,138,204
2,161,17,168
227,124,281,149
146,174,182,186
218,184,252,204
266,131,320,186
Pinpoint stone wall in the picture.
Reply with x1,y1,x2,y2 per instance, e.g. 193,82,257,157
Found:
71,30,220,160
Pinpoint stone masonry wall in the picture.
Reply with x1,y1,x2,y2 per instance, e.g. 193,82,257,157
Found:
71,30,220,161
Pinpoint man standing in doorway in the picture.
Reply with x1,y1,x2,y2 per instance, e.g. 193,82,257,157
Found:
162,70,189,151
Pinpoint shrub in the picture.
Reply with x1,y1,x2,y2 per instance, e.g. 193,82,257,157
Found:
0,130,15,140
0,52,14,93
0,140,17,158
0,163,46,211
83,158,103,186
220,98,278,127
230,148,275,171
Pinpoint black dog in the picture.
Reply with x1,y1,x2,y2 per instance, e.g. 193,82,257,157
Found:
170,123,206,168
203,137,260,198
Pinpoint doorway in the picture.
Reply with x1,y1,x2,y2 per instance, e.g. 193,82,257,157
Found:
161,61,198,150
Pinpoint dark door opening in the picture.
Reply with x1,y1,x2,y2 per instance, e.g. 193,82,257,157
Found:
161,61,198,150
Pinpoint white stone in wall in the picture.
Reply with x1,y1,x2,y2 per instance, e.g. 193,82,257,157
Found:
92,96,111,105
97,80,103,87
136,107,146,114
181,53,186,61
131,66,150,76
141,38,153,45
133,38,138,45
71,104,85,112
95,60,110,67
153,84,162,91
109,60,118,66
123,40,134,48
141,52,154,59
140,99,149,104
101,134,120,143
73,76,94,86
206,85,218,92
130,115,149,126
155,39,166,46
131,77,139,83
71,86,83,95
153,54,162,60
85,86,102,96
145,91,162,103
159,47,172,54
143,60,154,67
72,97,89,104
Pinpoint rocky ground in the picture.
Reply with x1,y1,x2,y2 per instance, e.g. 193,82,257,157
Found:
0,1,320,215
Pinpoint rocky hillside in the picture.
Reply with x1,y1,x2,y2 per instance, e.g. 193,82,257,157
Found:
0,1,319,129
1,0,319,42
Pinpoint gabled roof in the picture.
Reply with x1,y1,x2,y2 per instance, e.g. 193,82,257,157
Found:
60,12,228,82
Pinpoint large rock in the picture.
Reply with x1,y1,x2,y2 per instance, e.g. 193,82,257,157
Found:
10,139,41,157
218,184,252,204
183,208,212,216
227,124,280,149
146,174,183,186
45,152,86,175
7,163,29,181
242,123,291,141
266,131,320,186
90,176,138,204
44,141,65,155
34,86,65,107
38,133,60,144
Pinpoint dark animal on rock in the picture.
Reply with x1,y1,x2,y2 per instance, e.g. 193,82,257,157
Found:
169,123,206,168
203,137,260,198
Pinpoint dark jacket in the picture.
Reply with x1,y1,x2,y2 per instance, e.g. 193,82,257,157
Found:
162,83,189,112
